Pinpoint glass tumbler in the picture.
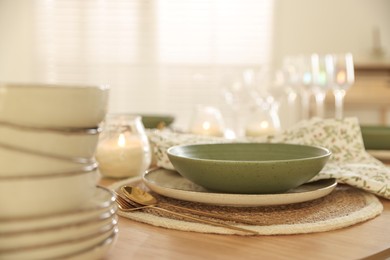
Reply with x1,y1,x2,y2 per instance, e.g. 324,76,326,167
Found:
96,114,151,178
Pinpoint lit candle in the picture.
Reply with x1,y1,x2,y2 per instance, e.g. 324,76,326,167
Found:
245,121,278,137
96,133,145,178
190,120,224,137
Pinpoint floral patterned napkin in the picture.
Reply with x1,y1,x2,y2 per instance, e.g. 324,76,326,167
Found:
147,117,390,199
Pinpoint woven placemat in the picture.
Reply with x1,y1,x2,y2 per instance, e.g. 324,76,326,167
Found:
109,177,383,236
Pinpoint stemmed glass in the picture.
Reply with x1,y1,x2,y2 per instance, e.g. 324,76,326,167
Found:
277,57,301,127
295,54,315,120
326,53,355,119
280,57,300,105
311,54,330,118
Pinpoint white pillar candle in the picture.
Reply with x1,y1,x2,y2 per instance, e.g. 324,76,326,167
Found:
96,133,145,178
96,114,151,178
189,105,225,137
245,121,278,137
190,121,224,137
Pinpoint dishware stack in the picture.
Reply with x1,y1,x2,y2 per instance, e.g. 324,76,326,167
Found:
0,83,118,259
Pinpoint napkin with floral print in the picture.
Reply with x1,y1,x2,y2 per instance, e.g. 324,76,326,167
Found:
147,117,390,199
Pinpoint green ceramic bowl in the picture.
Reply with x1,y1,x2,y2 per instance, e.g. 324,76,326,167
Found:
140,114,175,129
167,143,331,194
361,125,390,150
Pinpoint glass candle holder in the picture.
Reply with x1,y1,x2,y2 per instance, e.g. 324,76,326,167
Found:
96,114,151,178
244,99,281,137
188,105,225,137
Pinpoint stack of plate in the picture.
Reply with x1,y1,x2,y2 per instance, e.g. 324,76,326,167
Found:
0,187,117,259
0,83,118,259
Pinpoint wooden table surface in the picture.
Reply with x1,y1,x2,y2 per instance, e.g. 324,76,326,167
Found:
100,178,390,260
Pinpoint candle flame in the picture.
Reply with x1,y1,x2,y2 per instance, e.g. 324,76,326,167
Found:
202,121,211,130
117,133,126,147
260,121,269,129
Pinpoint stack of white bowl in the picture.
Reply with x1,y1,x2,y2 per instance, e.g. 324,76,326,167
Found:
0,83,118,259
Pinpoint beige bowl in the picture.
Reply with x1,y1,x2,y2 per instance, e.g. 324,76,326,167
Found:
0,123,100,159
0,168,100,218
0,144,97,176
0,82,109,128
0,186,116,234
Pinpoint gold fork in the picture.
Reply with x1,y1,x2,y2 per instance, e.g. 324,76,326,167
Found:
115,192,258,235
116,189,260,225
116,193,152,211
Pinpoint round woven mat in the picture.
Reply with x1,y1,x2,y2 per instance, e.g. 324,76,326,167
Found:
109,177,383,236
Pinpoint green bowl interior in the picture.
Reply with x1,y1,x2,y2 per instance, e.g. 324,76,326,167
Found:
169,143,330,162
167,143,331,194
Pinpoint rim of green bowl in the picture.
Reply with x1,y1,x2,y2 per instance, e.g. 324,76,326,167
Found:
167,143,332,163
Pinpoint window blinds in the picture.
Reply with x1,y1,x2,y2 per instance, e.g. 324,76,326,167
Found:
31,0,274,128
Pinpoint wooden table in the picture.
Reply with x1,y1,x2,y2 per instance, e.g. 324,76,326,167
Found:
100,179,390,260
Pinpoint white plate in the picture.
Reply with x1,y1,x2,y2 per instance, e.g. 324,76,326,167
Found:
143,168,337,207
0,186,116,234
0,226,118,259
65,228,118,260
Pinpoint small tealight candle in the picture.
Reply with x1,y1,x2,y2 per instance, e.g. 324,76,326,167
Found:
245,120,278,137
189,105,225,137
190,120,224,137
96,115,151,178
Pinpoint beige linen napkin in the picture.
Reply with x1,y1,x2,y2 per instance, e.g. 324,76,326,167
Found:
147,117,390,199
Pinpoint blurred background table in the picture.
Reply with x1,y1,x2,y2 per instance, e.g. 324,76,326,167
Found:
100,177,390,260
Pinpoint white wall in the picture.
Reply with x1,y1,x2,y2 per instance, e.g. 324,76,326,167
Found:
272,0,390,65
1,0,389,128
271,0,390,127
0,1,35,82
4,0,389,81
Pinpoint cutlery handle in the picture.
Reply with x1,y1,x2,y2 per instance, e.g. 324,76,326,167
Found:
120,205,155,211
121,205,257,234
166,204,259,225
151,206,258,235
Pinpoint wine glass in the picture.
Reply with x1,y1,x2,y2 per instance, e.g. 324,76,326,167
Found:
326,53,355,120
278,57,301,127
311,54,331,118
295,54,315,120
281,56,300,100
